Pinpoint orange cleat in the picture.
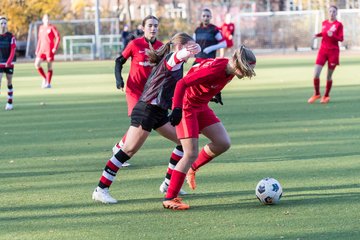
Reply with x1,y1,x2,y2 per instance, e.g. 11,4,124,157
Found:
163,198,190,210
186,168,197,190
320,96,330,104
308,95,321,104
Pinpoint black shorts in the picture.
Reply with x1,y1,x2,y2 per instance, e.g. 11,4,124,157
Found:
131,101,169,132
0,67,14,74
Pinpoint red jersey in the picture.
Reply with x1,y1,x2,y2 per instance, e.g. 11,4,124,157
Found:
36,24,60,54
173,58,234,109
316,20,343,50
121,37,163,97
220,23,235,48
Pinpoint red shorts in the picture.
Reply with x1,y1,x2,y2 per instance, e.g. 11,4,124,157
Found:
316,48,340,70
225,39,234,48
37,52,55,62
176,105,220,139
125,92,141,116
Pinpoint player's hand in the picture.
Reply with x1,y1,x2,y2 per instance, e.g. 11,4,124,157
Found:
210,92,223,105
52,48,56,54
116,76,124,90
169,108,182,126
5,63,10,68
203,47,212,54
186,43,201,55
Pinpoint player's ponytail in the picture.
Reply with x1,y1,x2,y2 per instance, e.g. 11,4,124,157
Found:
147,32,194,65
232,45,256,78
147,41,172,65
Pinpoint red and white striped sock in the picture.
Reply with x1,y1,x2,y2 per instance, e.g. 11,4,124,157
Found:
7,84,13,104
114,132,127,151
98,150,130,189
163,145,183,186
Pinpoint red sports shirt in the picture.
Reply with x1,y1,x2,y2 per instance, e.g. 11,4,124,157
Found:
173,58,234,109
316,20,343,50
220,23,235,48
121,37,163,97
36,24,60,54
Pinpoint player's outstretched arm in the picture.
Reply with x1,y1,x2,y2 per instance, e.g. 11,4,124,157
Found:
114,55,127,90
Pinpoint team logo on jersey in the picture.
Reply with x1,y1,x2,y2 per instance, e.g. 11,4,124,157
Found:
138,50,145,54
139,61,155,67
330,25,337,32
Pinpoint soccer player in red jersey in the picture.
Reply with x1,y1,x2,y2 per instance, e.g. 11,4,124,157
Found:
308,5,343,104
92,33,201,204
113,16,163,167
162,46,256,210
34,14,60,89
0,16,16,110
219,13,235,58
193,8,226,64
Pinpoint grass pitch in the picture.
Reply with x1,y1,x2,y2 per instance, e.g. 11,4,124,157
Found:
0,53,359,240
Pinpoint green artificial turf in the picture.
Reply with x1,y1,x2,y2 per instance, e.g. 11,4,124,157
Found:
0,53,359,240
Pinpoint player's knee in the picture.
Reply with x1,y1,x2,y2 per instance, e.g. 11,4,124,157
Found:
214,138,231,154
184,151,198,163
220,140,231,153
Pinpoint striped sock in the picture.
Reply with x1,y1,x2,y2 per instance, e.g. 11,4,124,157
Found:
163,145,183,186
98,150,130,189
119,133,127,148
7,84,13,104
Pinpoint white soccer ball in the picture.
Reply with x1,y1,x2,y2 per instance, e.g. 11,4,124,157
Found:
255,177,283,205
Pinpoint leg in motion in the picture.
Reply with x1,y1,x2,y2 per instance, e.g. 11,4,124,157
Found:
321,68,335,104
308,64,323,103
187,122,231,190
34,58,47,88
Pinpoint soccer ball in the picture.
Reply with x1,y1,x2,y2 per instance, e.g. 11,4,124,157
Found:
255,177,283,205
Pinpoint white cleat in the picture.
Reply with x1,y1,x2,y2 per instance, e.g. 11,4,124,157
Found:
122,162,131,167
159,181,187,195
92,187,118,204
5,103,13,110
41,79,47,88
44,83,51,88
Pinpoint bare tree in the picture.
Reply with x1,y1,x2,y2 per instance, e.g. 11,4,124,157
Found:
125,0,132,29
